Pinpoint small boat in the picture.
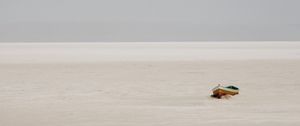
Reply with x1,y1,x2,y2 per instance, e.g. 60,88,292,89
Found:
211,84,239,98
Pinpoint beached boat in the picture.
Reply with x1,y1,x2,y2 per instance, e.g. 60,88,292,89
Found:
211,84,239,98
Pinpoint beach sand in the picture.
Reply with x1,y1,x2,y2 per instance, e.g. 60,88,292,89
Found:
0,42,300,126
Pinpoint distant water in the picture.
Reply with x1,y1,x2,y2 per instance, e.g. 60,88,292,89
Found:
0,42,300,63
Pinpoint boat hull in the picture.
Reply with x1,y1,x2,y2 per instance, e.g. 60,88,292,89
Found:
212,86,239,98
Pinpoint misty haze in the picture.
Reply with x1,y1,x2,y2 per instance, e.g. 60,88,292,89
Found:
1,1,300,126
1,0,300,42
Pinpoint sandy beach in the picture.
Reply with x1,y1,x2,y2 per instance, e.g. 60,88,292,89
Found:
1,42,300,126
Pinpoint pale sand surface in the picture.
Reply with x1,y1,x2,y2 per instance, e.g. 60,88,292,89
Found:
0,42,300,126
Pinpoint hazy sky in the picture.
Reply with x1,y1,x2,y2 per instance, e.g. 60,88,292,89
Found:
1,0,300,42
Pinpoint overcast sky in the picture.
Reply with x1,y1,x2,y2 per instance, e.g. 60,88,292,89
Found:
0,0,299,42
